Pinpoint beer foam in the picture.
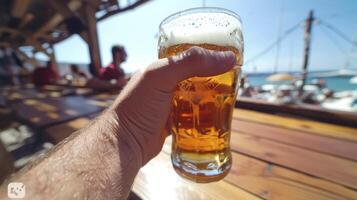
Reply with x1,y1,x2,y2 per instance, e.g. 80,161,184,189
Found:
160,11,243,49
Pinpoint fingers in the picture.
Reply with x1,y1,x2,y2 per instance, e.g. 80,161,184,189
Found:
146,46,237,91
172,46,237,79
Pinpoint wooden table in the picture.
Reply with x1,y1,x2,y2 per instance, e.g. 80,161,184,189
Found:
0,84,97,105
10,96,106,128
50,83,97,96
0,85,75,102
41,108,357,200
133,109,357,200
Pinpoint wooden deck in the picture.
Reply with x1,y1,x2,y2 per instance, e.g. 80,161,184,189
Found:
40,106,357,200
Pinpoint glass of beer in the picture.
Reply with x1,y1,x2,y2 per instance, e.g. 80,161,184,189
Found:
158,7,243,183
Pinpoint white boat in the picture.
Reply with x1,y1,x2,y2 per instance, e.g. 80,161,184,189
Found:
322,90,357,112
312,69,357,78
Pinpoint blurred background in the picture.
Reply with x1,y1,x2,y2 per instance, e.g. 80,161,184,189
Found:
4,0,356,111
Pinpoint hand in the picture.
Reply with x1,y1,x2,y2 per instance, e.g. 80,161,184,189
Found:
109,46,236,166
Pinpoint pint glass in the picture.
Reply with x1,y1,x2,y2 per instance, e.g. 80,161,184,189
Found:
158,7,243,183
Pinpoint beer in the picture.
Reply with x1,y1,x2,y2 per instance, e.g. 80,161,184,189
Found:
159,8,243,183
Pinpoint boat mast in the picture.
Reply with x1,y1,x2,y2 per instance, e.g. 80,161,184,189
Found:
299,10,314,96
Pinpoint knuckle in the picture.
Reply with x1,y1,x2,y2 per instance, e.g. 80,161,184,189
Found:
185,46,203,61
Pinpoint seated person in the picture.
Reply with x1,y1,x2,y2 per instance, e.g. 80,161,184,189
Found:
86,45,129,90
63,64,88,86
32,61,60,87
70,64,88,80
99,45,127,82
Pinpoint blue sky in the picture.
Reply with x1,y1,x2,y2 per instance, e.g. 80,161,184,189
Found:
51,0,357,73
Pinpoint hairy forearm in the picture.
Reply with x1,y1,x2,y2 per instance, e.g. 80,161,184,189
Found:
0,110,141,200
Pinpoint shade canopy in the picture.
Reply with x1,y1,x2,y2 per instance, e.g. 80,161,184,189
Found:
0,0,149,54
266,73,296,82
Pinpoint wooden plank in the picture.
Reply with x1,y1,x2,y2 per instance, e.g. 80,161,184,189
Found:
227,153,357,200
134,151,262,200
162,137,357,200
230,132,357,190
44,118,91,144
231,119,357,161
233,109,357,141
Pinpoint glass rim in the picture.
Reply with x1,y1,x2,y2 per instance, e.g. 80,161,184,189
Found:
159,7,242,31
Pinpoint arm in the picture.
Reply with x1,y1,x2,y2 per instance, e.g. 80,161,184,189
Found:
1,113,140,200
0,47,236,200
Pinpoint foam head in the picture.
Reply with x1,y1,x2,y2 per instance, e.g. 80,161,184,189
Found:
159,8,243,51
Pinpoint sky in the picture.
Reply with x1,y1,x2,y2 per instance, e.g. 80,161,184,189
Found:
50,0,357,73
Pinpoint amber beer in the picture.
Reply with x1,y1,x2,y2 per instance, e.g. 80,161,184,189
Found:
158,8,243,183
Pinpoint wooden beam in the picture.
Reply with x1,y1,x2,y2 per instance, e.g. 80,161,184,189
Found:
0,28,21,36
48,0,75,19
48,43,59,72
83,2,102,76
19,13,35,28
98,0,150,22
28,0,82,44
11,0,31,18
15,48,40,67
34,44,51,58
47,0,89,43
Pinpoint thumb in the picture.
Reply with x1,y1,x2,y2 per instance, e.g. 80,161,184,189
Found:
146,46,237,91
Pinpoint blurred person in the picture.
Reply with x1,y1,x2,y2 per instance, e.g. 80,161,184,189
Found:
63,64,88,86
0,47,236,199
86,45,129,90
0,48,13,85
100,45,127,82
32,61,60,87
0,47,23,85
71,64,87,81
70,64,88,80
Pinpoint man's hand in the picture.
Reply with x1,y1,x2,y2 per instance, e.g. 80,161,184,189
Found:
110,46,236,166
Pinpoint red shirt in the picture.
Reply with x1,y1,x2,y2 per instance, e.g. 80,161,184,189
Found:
33,67,59,87
99,63,125,81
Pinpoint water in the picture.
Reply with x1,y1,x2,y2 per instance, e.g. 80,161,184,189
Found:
247,74,356,92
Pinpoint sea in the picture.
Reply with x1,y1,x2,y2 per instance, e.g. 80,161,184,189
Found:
246,74,356,92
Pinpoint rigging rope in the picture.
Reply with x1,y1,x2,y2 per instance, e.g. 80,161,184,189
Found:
245,22,302,64
318,19,357,48
317,24,347,54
